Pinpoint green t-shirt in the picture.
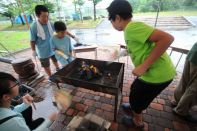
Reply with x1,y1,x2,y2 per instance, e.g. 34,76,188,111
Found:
124,22,176,83
187,42,197,65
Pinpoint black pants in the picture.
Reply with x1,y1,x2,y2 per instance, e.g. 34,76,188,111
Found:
21,106,44,130
129,78,172,114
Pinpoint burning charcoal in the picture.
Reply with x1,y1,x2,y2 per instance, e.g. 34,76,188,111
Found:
78,62,102,80
86,69,93,80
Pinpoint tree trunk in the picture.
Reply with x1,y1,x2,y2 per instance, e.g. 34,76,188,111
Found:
93,4,96,21
9,17,14,27
79,8,83,22
159,1,162,11
74,0,77,12
19,14,25,25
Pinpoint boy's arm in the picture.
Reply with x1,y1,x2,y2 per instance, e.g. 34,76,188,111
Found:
30,41,37,58
66,31,79,43
66,31,75,38
30,24,37,57
30,41,36,51
132,29,174,76
13,103,30,113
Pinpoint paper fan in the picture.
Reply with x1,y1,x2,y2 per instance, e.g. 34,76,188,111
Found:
53,90,72,110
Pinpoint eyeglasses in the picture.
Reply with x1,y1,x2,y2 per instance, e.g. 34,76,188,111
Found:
9,81,20,89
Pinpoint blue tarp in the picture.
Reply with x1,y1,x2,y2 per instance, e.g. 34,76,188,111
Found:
72,13,80,20
14,15,32,24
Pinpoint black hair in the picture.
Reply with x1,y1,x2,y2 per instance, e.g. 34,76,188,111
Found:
0,72,18,98
107,0,133,21
54,21,67,32
35,5,49,16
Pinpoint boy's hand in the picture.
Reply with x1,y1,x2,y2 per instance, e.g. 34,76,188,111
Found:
132,64,148,76
32,51,37,58
22,94,34,105
73,37,79,43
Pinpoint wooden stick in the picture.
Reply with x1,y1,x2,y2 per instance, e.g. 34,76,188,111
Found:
26,91,36,110
32,101,36,110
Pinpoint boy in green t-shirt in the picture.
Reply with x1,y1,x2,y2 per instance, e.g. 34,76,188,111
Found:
107,0,176,128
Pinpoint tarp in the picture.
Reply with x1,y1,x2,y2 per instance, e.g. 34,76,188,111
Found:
14,15,32,24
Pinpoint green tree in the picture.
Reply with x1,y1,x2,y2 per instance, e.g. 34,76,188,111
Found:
21,0,55,22
73,0,77,12
0,11,14,26
128,0,185,12
43,2,55,13
182,0,197,9
23,0,37,19
73,0,85,21
127,0,140,12
0,2,25,25
19,0,55,16
92,0,102,21
183,0,195,6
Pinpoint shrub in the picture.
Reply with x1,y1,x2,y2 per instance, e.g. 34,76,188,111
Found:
83,16,92,20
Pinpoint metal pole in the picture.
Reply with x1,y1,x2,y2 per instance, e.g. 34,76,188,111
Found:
0,43,16,58
56,0,61,20
74,0,77,13
154,0,161,27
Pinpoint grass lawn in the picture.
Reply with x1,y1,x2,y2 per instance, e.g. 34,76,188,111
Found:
0,31,29,52
0,22,29,31
0,22,10,31
0,19,103,31
4,24,29,31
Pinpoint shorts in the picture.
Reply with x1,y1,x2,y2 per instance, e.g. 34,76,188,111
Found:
39,55,57,67
129,78,172,114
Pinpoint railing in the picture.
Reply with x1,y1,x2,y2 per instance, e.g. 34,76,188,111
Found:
118,44,189,71
0,42,16,58
169,46,189,69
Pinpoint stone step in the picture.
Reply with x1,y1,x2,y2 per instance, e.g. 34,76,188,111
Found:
133,16,193,30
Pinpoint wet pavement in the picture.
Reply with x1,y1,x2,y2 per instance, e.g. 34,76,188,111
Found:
0,16,197,131
0,47,197,131
70,17,197,48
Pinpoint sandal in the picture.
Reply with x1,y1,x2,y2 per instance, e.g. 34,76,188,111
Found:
121,115,144,128
170,100,178,107
121,103,133,116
